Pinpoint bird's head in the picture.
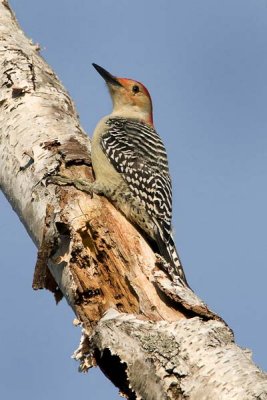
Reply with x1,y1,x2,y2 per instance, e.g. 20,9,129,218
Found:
92,63,153,125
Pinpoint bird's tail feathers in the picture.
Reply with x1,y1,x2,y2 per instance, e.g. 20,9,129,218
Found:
156,231,189,287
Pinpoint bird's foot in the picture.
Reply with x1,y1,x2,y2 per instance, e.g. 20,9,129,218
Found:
47,175,94,197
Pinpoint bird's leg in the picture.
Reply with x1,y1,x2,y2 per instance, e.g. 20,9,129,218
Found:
47,175,103,197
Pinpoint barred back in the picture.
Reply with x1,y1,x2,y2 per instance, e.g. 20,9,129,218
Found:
101,117,188,284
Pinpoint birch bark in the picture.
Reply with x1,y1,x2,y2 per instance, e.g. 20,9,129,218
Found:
0,1,266,399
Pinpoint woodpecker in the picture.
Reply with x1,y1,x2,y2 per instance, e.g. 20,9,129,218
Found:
90,63,189,286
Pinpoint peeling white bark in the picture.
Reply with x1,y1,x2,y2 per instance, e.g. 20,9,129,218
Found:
0,1,266,399
0,2,90,245
75,310,266,400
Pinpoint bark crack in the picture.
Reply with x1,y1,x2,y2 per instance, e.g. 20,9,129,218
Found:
1,2,266,398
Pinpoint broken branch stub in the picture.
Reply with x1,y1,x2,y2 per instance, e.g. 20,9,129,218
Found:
1,2,266,399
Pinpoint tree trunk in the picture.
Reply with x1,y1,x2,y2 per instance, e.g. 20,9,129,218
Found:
0,1,266,399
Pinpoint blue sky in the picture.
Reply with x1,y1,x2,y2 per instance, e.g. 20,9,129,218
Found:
1,1,267,399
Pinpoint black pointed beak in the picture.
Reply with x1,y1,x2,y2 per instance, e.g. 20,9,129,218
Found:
92,63,122,87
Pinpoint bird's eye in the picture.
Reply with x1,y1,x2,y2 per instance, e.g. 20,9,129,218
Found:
132,85,140,94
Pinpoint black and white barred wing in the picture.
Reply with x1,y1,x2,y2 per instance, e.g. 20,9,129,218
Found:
101,118,173,242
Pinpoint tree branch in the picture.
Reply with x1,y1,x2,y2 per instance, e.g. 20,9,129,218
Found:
0,1,266,399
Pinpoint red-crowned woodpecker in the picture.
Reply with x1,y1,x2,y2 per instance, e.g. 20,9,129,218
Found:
91,64,189,286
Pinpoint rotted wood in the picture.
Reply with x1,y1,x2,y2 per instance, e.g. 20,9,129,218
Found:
0,0,223,327
1,2,267,399
31,154,223,330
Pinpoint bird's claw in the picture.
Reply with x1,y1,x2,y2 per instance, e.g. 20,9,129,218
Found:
47,175,94,197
